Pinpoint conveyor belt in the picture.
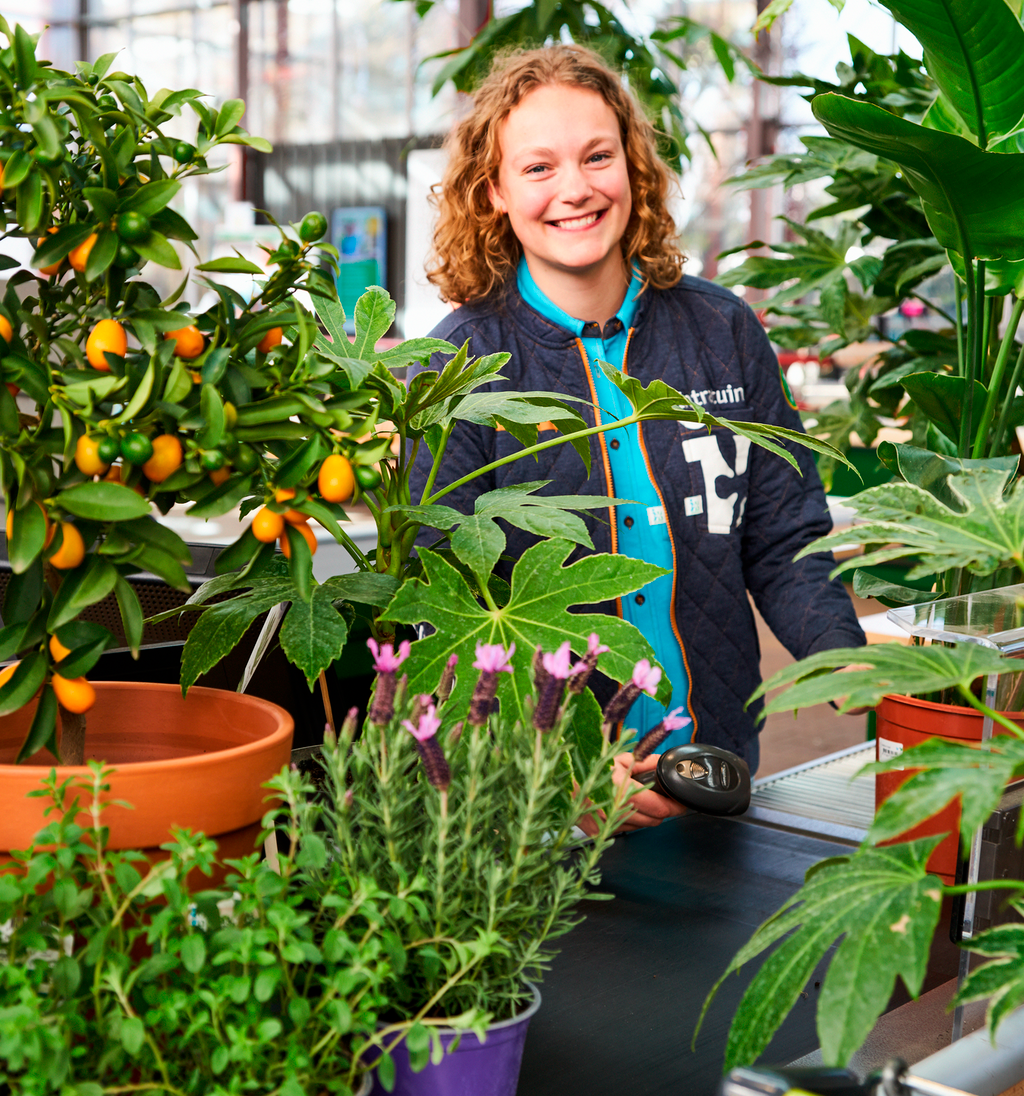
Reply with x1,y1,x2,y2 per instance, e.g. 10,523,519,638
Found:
744,741,876,845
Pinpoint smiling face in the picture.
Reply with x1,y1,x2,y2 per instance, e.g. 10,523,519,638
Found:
487,83,633,305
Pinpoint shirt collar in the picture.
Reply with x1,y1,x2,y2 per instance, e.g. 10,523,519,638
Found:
516,257,642,339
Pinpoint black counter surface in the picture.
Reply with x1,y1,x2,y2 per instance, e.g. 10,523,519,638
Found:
516,812,957,1096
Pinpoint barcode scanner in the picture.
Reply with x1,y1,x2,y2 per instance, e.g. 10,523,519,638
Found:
632,743,751,816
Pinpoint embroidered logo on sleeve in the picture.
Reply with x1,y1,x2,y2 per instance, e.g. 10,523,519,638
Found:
681,435,751,533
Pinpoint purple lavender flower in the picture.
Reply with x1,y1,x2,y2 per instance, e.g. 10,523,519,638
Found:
367,638,411,724
469,641,515,726
402,703,450,790
632,659,662,695
568,633,610,694
634,707,691,761
473,642,515,673
602,658,664,729
533,642,582,732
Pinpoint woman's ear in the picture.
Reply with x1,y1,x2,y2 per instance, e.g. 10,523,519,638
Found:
487,178,506,214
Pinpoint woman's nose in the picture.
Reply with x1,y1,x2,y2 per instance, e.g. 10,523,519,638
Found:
559,164,594,204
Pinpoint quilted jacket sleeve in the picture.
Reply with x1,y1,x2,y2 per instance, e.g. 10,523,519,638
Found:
736,306,866,659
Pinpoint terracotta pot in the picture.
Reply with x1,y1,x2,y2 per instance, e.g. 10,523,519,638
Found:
875,693,1023,884
0,682,293,861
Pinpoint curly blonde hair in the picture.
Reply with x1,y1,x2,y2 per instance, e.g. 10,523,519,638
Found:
426,44,685,304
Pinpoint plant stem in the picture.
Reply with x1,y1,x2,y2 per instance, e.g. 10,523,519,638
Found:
991,336,1024,458
974,295,1024,458
419,421,455,504
955,277,965,379
955,681,1024,739
944,879,1024,895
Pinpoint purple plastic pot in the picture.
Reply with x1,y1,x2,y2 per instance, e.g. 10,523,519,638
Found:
369,983,541,1096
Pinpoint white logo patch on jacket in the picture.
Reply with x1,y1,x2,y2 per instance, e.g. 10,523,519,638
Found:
681,435,751,533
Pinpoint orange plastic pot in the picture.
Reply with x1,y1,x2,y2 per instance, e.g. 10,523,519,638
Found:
0,682,293,861
875,693,1023,884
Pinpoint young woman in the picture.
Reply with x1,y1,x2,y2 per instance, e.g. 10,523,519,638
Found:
409,44,865,810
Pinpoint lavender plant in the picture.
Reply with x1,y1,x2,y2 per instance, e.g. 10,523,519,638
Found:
315,635,677,1085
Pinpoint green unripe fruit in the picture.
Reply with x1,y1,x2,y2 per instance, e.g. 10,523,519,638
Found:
200,449,225,471
84,172,102,188
86,73,99,85
121,432,154,465
354,464,382,491
232,444,259,473
97,436,121,464
172,141,195,164
114,241,140,267
115,210,150,242
299,211,328,242
97,95,117,111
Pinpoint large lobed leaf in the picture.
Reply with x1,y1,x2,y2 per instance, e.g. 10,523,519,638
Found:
394,482,630,586
812,93,1024,262
703,840,943,1069
752,641,1024,716
383,538,671,720
796,465,1024,582
869,735,1024,847
958,904,1024,1036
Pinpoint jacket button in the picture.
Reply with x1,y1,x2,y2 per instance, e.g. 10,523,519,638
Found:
624,516,634,529
610,439,620,449
635,594,646,605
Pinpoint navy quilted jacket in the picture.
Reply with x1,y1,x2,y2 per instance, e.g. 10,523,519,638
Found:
408,274,865,771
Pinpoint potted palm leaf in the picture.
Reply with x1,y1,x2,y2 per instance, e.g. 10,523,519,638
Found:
700,0,1024,1074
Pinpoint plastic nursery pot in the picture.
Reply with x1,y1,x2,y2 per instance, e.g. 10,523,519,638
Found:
875,693,1024,884
369,984,542,1096
0,682,293,868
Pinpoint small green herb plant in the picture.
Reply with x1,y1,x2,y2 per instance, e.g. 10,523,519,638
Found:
0,762,402,1096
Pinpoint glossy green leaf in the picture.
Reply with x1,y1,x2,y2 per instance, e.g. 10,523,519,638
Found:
215,99,246,137
32,222,94,270
197,383,225,450
384,539,671,720
0,650,47,718
133,229,181,269
7,500,48,573
901,372,988,443
195,255,264,274
113,573,144,656
84,227,118,282
16,170,42,234
47,557,119,630
58,481,151,521
705,839,943,1070
119,179,180,217
883,0,1024,149
17,683,57,763
813,94,1024,261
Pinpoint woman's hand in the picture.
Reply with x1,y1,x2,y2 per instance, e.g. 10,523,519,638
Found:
578,751,689,836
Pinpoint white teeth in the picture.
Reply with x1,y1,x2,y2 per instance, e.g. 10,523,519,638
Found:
552,211,600,229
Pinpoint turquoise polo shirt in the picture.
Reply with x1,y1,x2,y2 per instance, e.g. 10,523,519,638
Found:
517,259,694,749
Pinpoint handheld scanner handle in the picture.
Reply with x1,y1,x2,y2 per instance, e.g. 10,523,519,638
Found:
632,743,751,816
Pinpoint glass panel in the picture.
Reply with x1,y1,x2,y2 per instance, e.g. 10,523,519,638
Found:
887,584,1024,654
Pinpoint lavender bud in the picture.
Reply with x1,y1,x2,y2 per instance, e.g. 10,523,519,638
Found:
634,722,671,762
414,737,451,791
533,674,567,732
601,681,641,728
436,654,458,706
368,671,397,725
